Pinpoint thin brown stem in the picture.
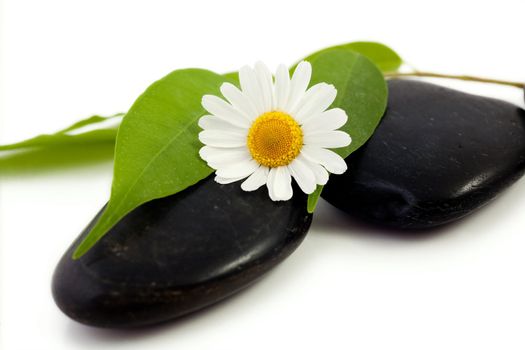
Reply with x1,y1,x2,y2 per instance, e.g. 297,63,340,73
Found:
384,71,524,89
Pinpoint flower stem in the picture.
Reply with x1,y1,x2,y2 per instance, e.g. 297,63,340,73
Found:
384,71,524,89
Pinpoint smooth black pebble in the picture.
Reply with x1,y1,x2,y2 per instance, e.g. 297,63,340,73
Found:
52,176,312,328
322,79,525,229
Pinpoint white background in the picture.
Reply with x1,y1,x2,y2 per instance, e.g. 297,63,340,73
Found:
1,0,525,349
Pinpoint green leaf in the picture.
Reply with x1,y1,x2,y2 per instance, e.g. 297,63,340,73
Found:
0,41,398,152
343,42,402,72
307,186,323,213
0,144,115,178
305,49,388,213
299,41,402,73
73,69,228,259
0,114,123,151
59,114,123,133
222,71,240,86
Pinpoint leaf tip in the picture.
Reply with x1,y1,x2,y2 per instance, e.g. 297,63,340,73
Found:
306,185,323,213
71,244,88,260
71,251,82,260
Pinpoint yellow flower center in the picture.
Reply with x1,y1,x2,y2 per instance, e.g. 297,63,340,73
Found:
247,111,303,168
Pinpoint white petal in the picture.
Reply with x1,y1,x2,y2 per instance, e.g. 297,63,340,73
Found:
199,145,248,161
239,65,265,115
215,175,247,184
255,62,273,112
289,83,324,116
241,166,269,191
300,145,347,175
285,61,312,112
288,157,316,194
199,146,251,169
198,115,244,132
220,83,259,121
274,64,290,110
294,83,337,123
202,95,251,128
304,130,352,148
272,166,293,201
301,108,348,133
199,130,246,148
199,146,246,161
305,159,330,185
266,168,278,201
216,158,259,178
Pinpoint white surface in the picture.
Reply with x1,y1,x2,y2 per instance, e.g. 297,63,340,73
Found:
1,0,525,349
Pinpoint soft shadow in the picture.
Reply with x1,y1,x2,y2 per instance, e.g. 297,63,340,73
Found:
63,268,282,345
310,179,525,243
52,160,525,342
310,199,458,242
0,143,115,178
58,185,525,343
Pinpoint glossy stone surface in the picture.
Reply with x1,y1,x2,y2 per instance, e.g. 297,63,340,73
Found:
322,79,525,229
52,176,312,328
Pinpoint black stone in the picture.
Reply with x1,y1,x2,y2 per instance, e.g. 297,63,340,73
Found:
322,79,525,229
52,175,311,328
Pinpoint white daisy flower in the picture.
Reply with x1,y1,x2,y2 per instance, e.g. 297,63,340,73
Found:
198,61,351,201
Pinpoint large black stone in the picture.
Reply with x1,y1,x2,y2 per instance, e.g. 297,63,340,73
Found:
322,79,525,229
52,176,311,328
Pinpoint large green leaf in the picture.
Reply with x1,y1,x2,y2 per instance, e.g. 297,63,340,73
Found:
73,69,228,258
299,41,402,73
0,114,122,152
0,41,398,153
305,49,388,212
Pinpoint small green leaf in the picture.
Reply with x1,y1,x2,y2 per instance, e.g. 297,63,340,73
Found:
0,144,115,177
299,41,402,73
73,69,228,259
305,49,388,213
307,186,323,213
0,114,123,152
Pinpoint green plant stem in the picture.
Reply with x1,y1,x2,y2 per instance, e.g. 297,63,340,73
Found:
384,71,524,89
